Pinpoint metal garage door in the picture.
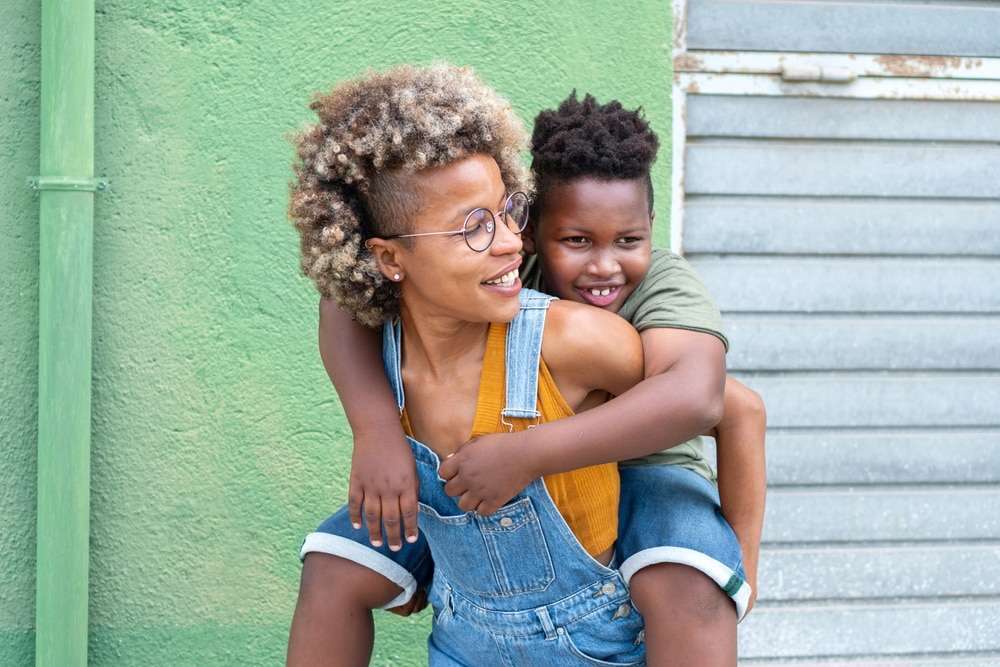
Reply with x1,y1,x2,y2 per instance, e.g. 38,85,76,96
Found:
671,1,1000,663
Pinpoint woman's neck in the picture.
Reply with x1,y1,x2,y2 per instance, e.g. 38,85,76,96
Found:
397,310,492,454
399,311,490,378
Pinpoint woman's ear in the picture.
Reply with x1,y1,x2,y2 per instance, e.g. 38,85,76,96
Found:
521,220,538,255
365,238,405,282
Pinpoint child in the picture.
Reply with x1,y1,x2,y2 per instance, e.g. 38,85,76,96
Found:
304,84,766,665
518,91,766,663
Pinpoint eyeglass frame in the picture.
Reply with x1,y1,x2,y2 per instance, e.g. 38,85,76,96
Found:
375,191,530,253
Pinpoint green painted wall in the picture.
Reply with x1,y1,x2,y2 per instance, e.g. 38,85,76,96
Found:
1,1,673,664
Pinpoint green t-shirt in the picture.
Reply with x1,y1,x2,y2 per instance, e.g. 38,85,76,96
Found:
521,247,725,483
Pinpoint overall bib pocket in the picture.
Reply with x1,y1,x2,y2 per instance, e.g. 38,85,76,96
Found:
419,496,555,598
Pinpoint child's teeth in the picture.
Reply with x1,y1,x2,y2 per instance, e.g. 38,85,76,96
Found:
590,288,611,296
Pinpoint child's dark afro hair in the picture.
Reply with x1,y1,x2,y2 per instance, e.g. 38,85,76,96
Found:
530,91,660,214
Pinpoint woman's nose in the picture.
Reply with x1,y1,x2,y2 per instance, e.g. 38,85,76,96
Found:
491,216,523,254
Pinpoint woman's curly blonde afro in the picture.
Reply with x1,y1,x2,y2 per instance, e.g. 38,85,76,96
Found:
289,63,532,327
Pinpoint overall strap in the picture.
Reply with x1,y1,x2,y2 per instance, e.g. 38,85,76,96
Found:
502,288,557,425
382,319,405,415
382,288,557,420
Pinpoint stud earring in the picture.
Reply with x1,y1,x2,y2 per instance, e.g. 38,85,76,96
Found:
393,274,400,281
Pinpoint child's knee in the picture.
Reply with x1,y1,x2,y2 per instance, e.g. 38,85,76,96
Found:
630,562,736,623
299,552,403,611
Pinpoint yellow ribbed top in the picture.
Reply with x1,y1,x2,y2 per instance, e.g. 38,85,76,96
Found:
403,321,619,558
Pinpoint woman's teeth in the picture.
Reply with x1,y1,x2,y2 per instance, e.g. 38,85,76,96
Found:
485,269,519,288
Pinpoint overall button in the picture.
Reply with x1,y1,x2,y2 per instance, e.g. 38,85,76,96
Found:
593,582,618,597
611,603,632,621
499,517,514,528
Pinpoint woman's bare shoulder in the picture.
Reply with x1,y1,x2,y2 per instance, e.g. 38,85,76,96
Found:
541,300,643,396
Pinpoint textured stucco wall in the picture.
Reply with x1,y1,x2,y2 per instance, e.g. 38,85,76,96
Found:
1,1,673,665
1,0,42,663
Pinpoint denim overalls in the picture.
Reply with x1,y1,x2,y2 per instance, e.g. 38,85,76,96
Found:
383,289,646,666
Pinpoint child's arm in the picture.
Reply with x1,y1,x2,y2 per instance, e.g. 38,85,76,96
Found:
706,376,767,612
439,303,726,514
318,298,418,550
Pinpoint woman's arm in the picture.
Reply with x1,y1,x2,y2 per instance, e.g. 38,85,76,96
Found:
318,298,418,550
709,376,767,612
440,301,726,513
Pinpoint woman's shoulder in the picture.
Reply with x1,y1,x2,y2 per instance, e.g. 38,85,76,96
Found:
545,298,631,336
544,299,639,360
541,299,642,397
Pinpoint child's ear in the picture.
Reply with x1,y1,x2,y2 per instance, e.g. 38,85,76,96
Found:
649,209,656,227
521,220,538,255
365,238,405,282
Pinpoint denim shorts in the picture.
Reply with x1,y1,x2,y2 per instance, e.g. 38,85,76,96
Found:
616,465,751,621
299,504,435,610
300,463,750,620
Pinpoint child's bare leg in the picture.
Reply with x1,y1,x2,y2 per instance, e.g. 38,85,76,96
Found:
286,552,404,667
630,562,737,667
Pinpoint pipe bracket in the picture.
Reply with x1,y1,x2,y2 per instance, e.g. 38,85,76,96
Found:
27,176,108,192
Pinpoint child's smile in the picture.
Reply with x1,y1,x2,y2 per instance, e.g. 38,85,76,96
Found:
530,177,653,314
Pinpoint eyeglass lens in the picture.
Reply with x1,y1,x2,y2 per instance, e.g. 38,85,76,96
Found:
504,192,529,232
462,192,529,252
462,209,496,252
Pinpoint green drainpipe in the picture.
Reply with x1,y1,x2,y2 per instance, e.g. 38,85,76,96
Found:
33,0,99,665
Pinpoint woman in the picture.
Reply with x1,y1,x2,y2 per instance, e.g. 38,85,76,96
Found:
310,88,762,667
286,63,678,666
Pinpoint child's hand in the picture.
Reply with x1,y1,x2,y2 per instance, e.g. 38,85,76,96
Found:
348,433,420,550
438,432,535,515
386,589,428,617
745,568,758,614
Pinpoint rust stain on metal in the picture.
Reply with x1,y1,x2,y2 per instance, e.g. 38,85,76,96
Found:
873,55,968,78
674,53,704,72
673,4,686,49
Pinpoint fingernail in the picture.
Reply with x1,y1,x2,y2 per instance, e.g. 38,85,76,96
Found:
407,535,418,543
352,522,362,529
370,540,382,547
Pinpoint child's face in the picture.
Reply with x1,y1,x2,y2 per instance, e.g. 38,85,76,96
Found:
527,177,652,313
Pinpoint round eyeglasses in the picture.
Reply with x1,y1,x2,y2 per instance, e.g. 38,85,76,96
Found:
378,191,529,252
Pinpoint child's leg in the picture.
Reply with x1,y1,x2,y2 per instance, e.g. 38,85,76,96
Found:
630,562,737,666
287,505,434,666
617,465,748,667
287,552,402,666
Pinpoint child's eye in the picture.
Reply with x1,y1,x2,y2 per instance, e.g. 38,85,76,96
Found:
563,236,589,245
617,237,643,246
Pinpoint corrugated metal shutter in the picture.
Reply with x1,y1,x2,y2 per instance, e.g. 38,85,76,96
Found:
673,1,1000,663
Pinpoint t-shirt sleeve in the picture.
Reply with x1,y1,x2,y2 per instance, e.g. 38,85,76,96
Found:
617,248,729,351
